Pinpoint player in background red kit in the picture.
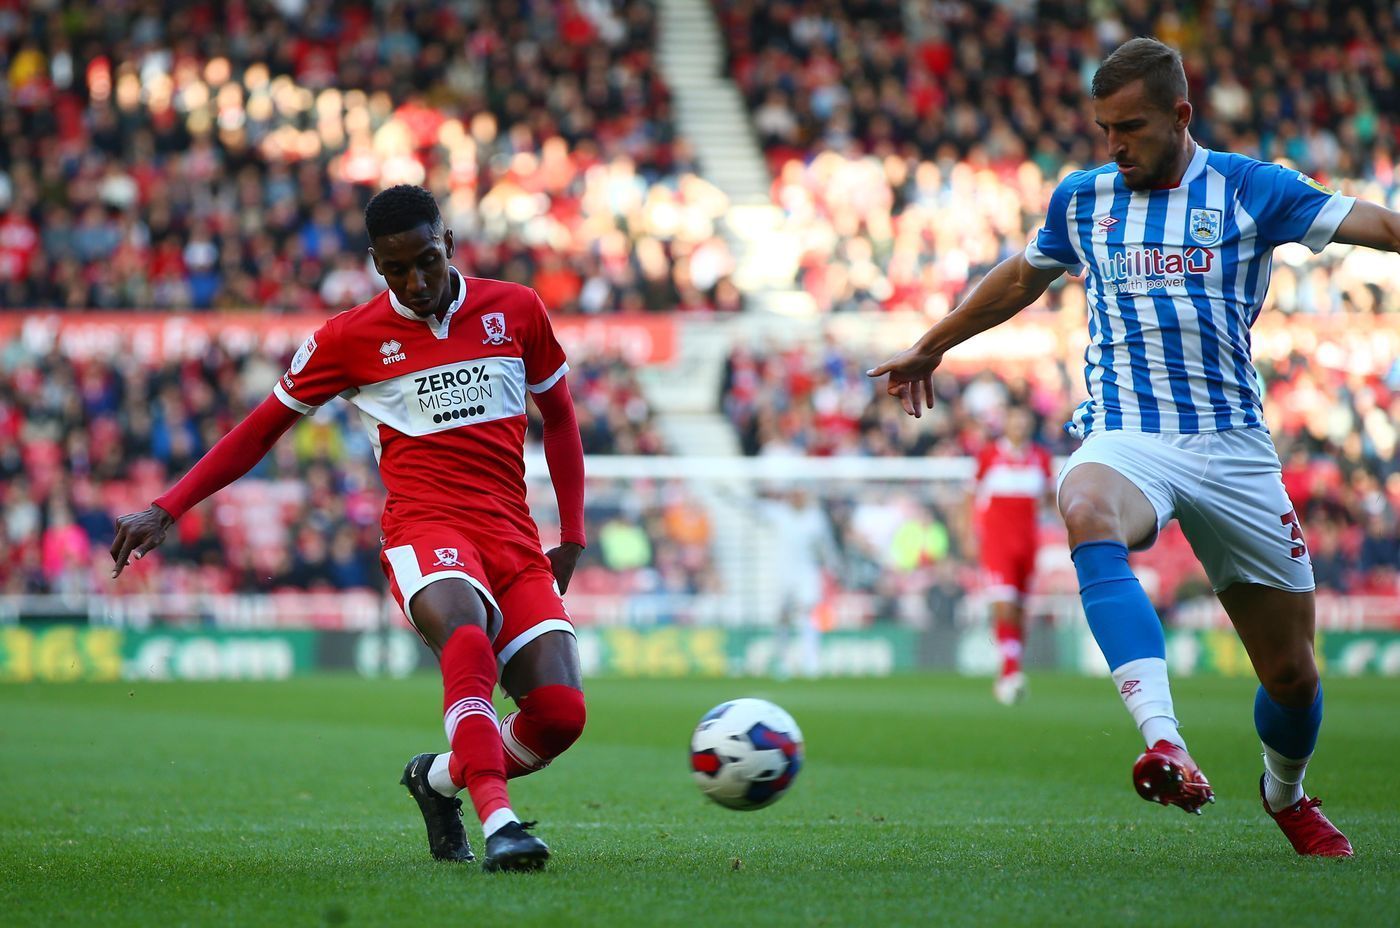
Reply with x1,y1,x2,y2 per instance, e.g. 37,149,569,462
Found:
110,186,587,873
968,407,1054,705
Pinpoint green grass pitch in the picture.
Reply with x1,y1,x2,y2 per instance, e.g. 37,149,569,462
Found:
2,673,1396,927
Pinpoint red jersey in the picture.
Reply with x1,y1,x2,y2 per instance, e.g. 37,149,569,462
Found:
974,439,1052,530
274,268,568,543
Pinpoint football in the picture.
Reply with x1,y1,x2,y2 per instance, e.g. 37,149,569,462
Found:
689,698,804,810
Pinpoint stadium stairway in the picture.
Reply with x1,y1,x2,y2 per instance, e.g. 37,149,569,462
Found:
655,0,810,313
647,0,900,621
639,319,755,617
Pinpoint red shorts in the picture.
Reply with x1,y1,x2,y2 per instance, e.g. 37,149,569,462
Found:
380,524,573,667
980,538,1037,602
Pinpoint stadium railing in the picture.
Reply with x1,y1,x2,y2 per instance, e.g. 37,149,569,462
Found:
7,452,1392,631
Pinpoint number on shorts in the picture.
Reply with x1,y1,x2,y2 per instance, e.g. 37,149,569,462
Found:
1280,509,1306,559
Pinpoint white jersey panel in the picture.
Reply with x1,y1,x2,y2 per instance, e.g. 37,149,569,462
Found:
347,356,528,437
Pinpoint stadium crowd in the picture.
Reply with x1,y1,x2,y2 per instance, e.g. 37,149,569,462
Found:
721,336,1400,601
5,0,1400,623
715,0,1400,316
0,1,741,315
0,341,702,604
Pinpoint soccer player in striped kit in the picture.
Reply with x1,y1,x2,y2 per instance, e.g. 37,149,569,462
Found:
871,38,1400,857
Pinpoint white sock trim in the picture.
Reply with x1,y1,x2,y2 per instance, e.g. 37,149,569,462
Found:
501,711,545,771
444,696,498,743
482,808,519,840
1141,716,1184,749
1261,743,1310,783
1262,743,1310,812
427,752,458,797
1110,657,1184,748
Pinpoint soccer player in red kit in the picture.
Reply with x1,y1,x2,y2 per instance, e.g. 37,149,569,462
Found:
110,186,587,872
969,406,1053,705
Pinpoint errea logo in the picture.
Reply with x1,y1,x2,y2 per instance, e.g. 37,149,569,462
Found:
380,340,406,365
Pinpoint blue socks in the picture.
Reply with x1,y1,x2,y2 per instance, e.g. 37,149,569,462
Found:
1256,685,1322,811
1072,540,1165,667
1255,684,1322,760
1072,540,1325,802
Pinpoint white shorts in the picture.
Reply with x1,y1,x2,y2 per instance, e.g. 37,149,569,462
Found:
779,567,823,614
1057,428,1315,594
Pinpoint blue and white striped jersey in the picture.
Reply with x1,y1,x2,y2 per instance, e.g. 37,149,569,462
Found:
1025,144,1356,438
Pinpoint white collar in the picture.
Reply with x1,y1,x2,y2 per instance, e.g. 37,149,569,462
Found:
388,266,467,340
1178,139,1208,187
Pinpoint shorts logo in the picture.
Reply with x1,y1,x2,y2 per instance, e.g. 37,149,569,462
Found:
1120,679,1141,698
379,339,406,365
433,547,463,568
1281,509,1307,559
1189,208,1222,246
290,334,317,374
482,313,512,346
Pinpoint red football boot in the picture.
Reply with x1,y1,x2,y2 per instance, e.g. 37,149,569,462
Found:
1132,740,1215,814
1260,775,1353,857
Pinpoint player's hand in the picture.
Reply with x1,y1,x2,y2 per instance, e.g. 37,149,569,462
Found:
867,347,944,418
545,542,584,594
110,505,175,579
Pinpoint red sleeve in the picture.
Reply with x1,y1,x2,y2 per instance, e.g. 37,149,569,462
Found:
1039,446,1053,478
531,375,586,547
273,319,351,414
522,289,569,394
153,394,301,520
974,445,994,482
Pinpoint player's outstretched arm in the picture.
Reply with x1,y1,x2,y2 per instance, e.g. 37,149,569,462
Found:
867,253,1064,417
110,394,301,578
532,376,586,593
1332,200,1400,253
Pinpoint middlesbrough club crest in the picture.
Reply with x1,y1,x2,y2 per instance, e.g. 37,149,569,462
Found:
481,313,512,346
433,547,463,568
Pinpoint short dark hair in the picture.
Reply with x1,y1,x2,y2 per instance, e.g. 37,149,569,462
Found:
1091,37,1187,111
364,185,443,241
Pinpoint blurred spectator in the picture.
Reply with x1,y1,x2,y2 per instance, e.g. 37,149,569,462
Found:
1359,510,1400,580
720,337,1081,458
721,0,1400,178
715,0,1400,316
533,478,719,610
0,2,739,314
721,330,1400,597
599,515,654,571
529,353,666,454
0,339,675,597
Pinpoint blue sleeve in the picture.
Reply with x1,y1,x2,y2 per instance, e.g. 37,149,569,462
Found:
1239,161,1357,253
1024,172,1085,271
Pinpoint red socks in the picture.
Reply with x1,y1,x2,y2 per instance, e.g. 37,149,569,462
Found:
500,685,587,779
994,618,1023,677
439,625,585,808
441,625,511,824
